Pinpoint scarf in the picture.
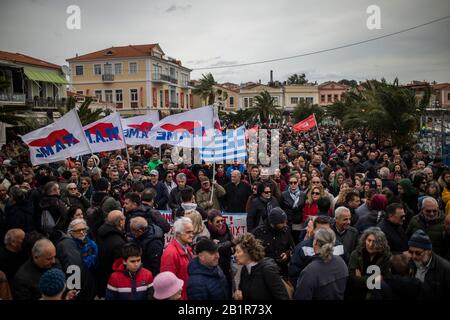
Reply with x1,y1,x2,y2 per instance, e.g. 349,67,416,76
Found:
181,202,197,211
207,221,227,236
289,188,301,208
260,196,273,214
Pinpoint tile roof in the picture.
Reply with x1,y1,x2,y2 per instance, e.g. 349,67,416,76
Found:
66,44,159,62
0,50,62,70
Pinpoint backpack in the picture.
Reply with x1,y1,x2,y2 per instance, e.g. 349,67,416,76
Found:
41,209,60,233
86,196,110,240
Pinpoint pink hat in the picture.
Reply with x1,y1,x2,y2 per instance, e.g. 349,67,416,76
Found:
153,272,184,300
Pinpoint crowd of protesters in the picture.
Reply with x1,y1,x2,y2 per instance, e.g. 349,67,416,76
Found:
0,122,449,301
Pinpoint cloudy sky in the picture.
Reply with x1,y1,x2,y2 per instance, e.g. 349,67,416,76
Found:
1,0,449,84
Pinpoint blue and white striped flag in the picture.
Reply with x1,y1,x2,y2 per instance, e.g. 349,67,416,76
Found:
200,126,246,163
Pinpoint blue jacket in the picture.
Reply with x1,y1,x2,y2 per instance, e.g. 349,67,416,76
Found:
288,237,346,285
226,164,246,177
187,258,230,300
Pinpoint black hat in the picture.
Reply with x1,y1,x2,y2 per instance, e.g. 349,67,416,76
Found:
195,238,218,254
408,229,432,250
268,207,287,225
96,177,109,191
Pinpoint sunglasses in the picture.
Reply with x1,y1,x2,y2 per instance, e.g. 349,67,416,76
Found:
215,219,225,223
72,228,87,233
263,190,272,194
133,171,141,174
312,181,321,184
289,181,298,184
312,192,320,195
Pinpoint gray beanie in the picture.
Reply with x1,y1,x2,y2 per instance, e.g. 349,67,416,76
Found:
268,207,287,225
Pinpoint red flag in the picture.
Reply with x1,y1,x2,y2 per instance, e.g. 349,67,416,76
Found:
293,114,317,133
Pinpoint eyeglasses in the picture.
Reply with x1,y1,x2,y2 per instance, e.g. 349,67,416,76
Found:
289,181,298,185
68,187,77,190
133,171,141,174
312,192,320,195
72,228,87,234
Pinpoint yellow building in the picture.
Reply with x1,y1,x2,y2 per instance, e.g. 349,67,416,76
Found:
318,81,349,106
284,84,319,111
66,44,192,115
191,82,239,112
239,83,284,109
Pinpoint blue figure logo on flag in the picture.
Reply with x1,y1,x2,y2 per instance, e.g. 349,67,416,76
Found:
200,126,246,163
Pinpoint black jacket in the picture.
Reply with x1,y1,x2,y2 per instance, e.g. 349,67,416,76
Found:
133,224,164,276
168,186,194,211
377,219,409,254
187,258,230,300
253,222,294,276
370,275,423,300
38,195,68,232
56,235,97,300
96,223,126,297
142,203,171,233
355,210,385,233
332,224,359,257
239,257,289,300
206,222,233,280
247,197,279,232
62,194,90,211
280,190,306,225
4,201,35,233
410,253,450,300
223,181,252,213
12,258,60,300
146,181,169,210
0,246,28,283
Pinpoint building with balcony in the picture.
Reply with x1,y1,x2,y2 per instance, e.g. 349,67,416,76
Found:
191,82,239,111
284,84,319,111
66,44,192,115
0,51,68,110
238,83,284,110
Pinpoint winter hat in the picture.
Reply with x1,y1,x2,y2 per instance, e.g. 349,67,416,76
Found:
96,177,109,191
39,268,66,297
195,238,218,254
408,229,432,250
149,170,159,176
268,207,287,225
153,271,184,300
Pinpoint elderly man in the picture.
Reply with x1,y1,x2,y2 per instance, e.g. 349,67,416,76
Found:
377,203,409,254
332,207,359,255
196,176,226,211
223,170,252,213
12,239,60,300
97,210,127,298
0,229,27,282
408,229,450,299
160,217,194,300
56,219,97,300
168,173,194,211
406,197,445,255
129,216,164,276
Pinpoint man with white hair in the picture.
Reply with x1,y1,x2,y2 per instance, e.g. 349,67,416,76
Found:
406,197,445,255
332,207,359,255
0,229,27,282
160,217,194,300
12,239,60,300
168,173,194,211
130,216,164,275
379,167,396,193
224,170,252,213
56,219,97,300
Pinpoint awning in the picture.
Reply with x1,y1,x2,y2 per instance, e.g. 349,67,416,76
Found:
24,68,68,85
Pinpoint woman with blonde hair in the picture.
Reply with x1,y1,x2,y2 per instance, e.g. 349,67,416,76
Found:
302,185,325,223
184,210,210,244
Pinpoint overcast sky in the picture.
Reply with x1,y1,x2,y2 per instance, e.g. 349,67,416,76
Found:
1,0,449,84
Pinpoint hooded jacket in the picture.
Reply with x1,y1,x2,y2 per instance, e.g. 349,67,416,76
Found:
134,224,164,276
105,258,153,300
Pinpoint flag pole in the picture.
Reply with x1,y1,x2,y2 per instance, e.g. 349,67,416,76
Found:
74,108,97,167
117,113,132,174
313,113,322,142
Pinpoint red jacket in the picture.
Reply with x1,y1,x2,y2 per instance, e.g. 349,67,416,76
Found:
302,201,319,223
105,258,153,300
160,239,193,300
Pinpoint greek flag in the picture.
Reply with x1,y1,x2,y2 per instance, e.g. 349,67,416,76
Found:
200,126,246,163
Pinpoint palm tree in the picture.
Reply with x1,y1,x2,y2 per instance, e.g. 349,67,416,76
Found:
247,90,281,123
59,96,103,125
192,73,217,105
293,101,324,123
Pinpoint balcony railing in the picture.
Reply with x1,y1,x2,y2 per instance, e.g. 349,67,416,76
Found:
26,97,67,109
152,73,178,84
102,74,114,82
0,93,26,103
